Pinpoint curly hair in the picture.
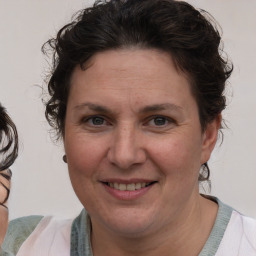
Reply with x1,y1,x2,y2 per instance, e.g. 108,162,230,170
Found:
42,0,233,182
0,103,18,206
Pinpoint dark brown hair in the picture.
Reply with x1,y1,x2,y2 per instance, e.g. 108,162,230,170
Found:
0,103,18,206
43,0,233,181
0,104,18,171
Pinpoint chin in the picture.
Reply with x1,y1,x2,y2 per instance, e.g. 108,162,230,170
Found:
107,221,154,237
94,207,158,237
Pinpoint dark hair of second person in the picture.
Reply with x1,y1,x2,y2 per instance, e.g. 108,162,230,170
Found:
0,104,18,206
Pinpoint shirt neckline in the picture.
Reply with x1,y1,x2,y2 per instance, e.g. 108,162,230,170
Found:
71,197,233,256
199,197,233,256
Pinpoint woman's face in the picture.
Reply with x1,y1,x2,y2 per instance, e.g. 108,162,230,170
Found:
64,49,219,237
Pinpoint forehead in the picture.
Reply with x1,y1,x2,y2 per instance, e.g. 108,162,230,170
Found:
68,49,196,112
84,48,176,78
71,49,191,87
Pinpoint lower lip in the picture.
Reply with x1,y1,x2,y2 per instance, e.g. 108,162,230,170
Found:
102,183,155,200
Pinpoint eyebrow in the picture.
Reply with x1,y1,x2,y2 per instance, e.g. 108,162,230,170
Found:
74,103,114,114
74,102,183,114
140,103,183,113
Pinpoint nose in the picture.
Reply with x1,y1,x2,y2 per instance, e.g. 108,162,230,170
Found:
107,124,147,170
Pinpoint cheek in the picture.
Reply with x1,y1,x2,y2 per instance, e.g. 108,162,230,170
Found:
149,135,202,179
65,133,109,182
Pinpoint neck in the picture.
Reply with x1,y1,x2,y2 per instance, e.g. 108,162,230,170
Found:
91,194,218,256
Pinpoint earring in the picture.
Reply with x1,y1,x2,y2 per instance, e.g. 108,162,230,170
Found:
63,155,67,163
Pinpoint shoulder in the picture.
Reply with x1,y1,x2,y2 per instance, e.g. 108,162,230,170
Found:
233,211,256,250
1,215,43,255
1,211,87,256
200,197,256,256
217,210,256,255
228,210,256,239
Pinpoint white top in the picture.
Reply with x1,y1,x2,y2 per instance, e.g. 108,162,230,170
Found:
2,198,256,256
216,211,256,255
16,216,72,256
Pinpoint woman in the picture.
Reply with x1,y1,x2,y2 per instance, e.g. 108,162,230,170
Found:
1,0,256,255
0,104,18,246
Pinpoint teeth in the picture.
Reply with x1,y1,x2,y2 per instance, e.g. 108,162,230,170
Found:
107,182,152,191
135,183,141,190
119,184,126,191
114,183,119,189
127,184,135,191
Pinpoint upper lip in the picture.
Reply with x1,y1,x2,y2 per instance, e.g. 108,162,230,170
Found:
100,179,157,184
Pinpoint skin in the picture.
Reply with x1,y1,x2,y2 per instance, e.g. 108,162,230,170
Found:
0,170,10,246
64,49,220,256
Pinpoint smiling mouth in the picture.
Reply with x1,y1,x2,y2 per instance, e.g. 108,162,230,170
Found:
103,181,157,191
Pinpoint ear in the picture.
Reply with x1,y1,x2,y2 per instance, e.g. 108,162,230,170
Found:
200,114,222,164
